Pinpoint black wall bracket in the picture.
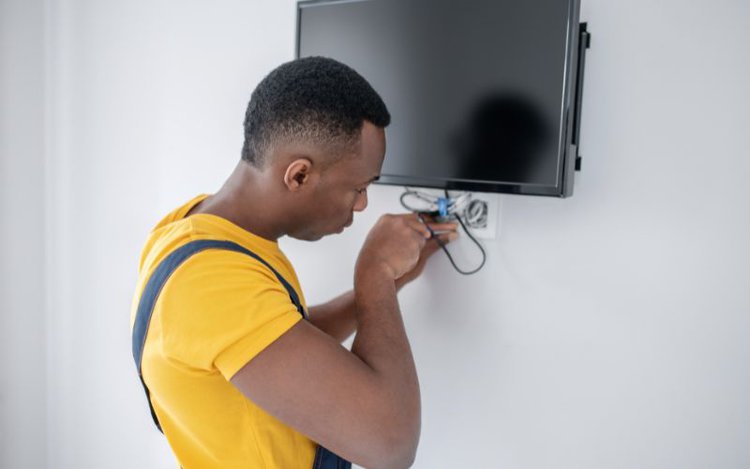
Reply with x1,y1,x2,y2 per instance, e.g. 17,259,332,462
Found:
573,22,590,172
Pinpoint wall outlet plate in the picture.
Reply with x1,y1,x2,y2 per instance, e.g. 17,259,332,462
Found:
464,192,501,240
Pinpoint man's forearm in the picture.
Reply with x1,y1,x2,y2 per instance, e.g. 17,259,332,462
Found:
307,281,409,344
307,290,358,343
349,268,421,465
307,277,421,461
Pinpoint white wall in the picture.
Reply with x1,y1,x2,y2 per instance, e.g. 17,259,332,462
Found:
0,0,47,467
2,0,749,467
38,1,301,466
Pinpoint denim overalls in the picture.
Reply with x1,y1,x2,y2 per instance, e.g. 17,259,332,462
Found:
132,239,352,469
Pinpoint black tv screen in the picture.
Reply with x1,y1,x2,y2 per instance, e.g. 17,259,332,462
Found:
296,0,587,197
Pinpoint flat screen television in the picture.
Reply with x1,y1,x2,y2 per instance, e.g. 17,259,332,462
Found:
296,0,589,197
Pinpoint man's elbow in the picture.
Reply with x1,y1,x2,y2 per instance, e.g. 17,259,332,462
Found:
358,440,417,469
359,417,419,468
384,438,418,468
342,377,421,467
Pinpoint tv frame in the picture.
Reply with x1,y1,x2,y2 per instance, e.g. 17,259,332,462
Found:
296,0,590,197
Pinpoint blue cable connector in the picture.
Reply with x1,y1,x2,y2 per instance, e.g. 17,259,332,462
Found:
437,197,450,217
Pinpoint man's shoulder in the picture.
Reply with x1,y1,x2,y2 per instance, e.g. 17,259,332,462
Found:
173,244,282,282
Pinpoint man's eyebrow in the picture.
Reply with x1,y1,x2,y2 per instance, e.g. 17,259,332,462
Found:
357,175,380,187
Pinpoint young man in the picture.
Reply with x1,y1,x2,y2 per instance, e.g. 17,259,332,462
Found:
130,57,458,469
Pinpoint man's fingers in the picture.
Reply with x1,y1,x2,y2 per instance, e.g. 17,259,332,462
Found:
425,223,459,239
403,213,459,240
427,222,458,231
418,234,456,260
408,220,432,239
407,218,434,239
438,232,459,242
428,231,459,245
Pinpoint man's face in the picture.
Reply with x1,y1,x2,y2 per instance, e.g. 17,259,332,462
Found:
292,121,386,241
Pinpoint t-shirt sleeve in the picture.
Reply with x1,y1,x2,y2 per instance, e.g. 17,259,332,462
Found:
156,249,304,380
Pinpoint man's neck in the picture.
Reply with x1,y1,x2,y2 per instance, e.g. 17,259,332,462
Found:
188,162,285,242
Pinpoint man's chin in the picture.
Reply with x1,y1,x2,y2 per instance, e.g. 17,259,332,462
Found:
287,223,349,241
287,231,330,242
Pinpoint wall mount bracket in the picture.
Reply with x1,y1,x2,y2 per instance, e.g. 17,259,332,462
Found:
573,22,591,172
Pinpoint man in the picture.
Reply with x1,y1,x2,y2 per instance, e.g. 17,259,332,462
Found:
130,56,458,468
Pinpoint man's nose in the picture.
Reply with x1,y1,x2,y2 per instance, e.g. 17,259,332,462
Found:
353,190,368,212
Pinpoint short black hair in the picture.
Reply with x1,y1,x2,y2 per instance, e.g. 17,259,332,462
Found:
242,56,391,168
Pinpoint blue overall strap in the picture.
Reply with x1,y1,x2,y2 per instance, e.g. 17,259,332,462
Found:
314,446,352,469
131,238,351,469
131,239,306,432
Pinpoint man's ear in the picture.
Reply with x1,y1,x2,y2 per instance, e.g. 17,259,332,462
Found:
283,158,315,192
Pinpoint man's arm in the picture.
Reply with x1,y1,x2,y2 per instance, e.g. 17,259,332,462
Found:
230,215,457,468
308,225,455,343
307,291,357,343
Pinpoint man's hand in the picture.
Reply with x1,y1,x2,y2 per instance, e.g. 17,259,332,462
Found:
355,213,458,290
395,215,458,291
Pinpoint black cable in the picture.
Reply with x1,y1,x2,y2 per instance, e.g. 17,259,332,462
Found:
445,212,487,275
441,188,486,275
399,189,416,211
399,188,439,216
400,187,487,275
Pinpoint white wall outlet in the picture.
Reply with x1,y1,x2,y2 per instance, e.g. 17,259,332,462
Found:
462,192,501,240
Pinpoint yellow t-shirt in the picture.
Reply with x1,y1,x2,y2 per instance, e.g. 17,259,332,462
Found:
130,194,317,468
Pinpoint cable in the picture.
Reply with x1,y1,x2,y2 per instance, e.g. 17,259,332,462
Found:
399,187,473,217
443,189,487,275
400,187,487,275
400,188,438,214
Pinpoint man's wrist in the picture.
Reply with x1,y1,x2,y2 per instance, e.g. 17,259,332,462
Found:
354,266,397,311
354,260,395,286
